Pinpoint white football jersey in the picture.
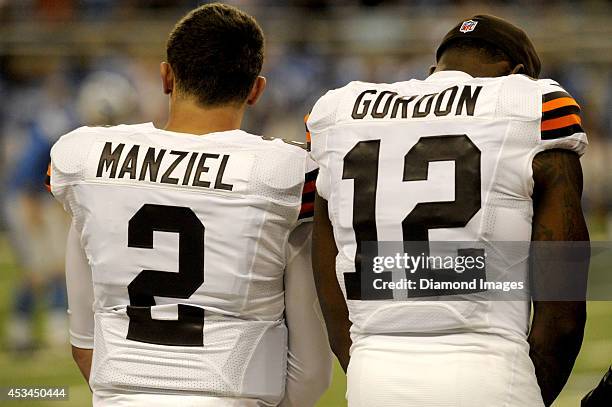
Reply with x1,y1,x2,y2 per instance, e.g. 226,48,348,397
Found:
308,71,587,341
50,123,317,403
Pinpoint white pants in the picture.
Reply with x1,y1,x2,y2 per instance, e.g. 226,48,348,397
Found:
93,391,269,406
346,332,544,407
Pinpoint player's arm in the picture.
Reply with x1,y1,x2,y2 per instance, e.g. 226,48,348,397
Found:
529,149,589,406
72,347,93,384
281,222,332,407
65,223,95,385
312,193,352,372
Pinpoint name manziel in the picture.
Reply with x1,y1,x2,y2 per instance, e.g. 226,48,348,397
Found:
96,142,234,191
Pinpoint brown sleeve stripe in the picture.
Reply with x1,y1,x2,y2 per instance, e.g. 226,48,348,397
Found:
542,104,580,121
541,124,584,140
305,168,318,183
302,190,315,203
542,90,572,103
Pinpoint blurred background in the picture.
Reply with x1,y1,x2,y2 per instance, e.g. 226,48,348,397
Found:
0,0,609,406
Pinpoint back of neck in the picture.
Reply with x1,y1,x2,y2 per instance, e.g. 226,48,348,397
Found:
164,100,245,135
434,51,512,78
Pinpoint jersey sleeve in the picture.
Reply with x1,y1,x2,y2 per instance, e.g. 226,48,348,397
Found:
49,126,92,212
281,222,333,405
307,87,344,134
307,87,345,201
65,222,95,349
538,80,587,155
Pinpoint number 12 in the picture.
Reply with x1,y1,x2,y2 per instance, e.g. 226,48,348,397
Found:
342,134,482,300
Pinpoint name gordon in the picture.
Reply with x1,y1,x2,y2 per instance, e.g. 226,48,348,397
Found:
351,85,483,120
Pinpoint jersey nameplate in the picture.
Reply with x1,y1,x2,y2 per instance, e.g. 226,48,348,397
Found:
351,85,483,120
86,141,252,192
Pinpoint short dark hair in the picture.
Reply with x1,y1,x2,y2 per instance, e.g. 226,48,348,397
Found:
166,3,264,106
440,38,510,64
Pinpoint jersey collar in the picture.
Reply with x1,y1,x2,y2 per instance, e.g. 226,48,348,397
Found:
425,70,474,81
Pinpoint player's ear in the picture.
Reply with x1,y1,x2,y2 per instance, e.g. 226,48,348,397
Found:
246,76,266,106
510,63,525,75
160,62,174,95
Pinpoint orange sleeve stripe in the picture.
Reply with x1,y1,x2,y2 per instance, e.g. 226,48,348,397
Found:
45,163,51,192
300,202,314,214
542,97,579,113
303,180,316,194
541,114,582,131
304,114,311,142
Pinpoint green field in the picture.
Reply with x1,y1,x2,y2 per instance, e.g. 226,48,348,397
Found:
0,236,609,407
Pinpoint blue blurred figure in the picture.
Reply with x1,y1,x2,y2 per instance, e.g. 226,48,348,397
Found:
4,70,78,352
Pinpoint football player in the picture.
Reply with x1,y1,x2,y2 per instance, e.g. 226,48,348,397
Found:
309,15,588,407
48,3,331,406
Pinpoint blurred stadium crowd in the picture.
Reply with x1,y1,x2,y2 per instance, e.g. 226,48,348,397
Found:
0,0,609,351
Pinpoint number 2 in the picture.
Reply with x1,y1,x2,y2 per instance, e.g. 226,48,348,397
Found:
126,204,205,346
